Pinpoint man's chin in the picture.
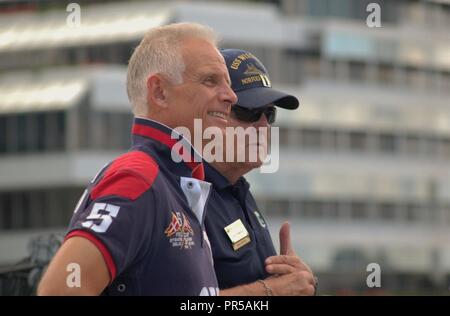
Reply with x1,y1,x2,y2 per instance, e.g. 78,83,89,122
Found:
244,160,264,171
247,145,268,160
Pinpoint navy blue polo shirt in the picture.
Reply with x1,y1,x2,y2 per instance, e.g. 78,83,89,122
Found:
204,163,277,289
66,117,219,296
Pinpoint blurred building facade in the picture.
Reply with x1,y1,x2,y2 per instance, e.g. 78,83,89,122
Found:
0,0,449,294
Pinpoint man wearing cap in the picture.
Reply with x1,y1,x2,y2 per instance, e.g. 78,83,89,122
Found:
204,49,317,296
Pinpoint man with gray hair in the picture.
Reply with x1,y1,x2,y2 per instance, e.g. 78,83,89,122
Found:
37,22,236,296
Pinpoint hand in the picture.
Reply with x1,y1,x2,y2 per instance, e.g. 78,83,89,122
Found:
263,222,317,295
265,222,313,275
263,271,316,296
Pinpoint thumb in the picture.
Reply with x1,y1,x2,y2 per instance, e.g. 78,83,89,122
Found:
279,221,295,256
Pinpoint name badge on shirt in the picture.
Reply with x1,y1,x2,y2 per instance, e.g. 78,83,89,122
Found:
224,219,251,251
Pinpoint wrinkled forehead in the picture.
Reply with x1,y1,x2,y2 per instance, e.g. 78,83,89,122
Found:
181,37,227,70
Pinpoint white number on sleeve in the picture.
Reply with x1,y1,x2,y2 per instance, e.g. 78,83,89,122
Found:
82,203,120,233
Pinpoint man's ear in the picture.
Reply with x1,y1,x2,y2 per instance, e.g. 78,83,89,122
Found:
147,74,168,109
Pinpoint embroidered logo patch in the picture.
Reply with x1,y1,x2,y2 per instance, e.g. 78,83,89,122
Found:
254,211,267,228
165,211,195,249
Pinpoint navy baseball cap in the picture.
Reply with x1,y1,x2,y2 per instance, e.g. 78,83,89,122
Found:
221,48,299,110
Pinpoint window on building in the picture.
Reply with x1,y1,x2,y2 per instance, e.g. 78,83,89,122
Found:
404,67,426,89
323,129,339,151
279,127,290,147
405,203,420,222
379,202,396,220
114,113,133,149
276,200,291,217
333,247,368,271
283,50,303,85
5,115,17,153
441,72,450,94
300,200,323,219
349,131,368,151
422,135,439,159
307,0,330,17
350,201,368,219
0,188,84,230
303,56,322,81
446,205,450,224
16,114,27,153
300,128,323,149
322,201,340,218
403,134,421,157
0,116,6,153
440,137,450,159
0,193,12,229
378,64,395,86
55,111,66,150
379,133,398,153
36,112,46,151
262,199,283,217
348,61,366,82
1,111,68,155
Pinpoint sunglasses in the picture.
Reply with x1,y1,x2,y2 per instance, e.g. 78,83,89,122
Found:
231,105,277,124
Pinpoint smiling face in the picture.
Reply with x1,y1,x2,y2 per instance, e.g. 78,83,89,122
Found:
164,37,237,136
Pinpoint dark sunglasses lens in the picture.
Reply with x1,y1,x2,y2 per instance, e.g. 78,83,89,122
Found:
232,106,260,122
264,107,276,124
232,106,277,123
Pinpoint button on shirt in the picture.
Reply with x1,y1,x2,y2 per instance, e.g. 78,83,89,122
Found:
204,162,276,289
66,118,218,296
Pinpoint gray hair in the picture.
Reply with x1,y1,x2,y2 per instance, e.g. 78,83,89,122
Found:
126,22,218,117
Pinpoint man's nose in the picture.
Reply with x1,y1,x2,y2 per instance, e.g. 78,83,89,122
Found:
255,111,270,128
220,84,238,106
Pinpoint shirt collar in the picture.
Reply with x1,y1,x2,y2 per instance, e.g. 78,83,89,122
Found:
132,117,205,180
204,162,250,193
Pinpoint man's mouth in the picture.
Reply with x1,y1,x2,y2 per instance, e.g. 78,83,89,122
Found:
208,111,227,121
